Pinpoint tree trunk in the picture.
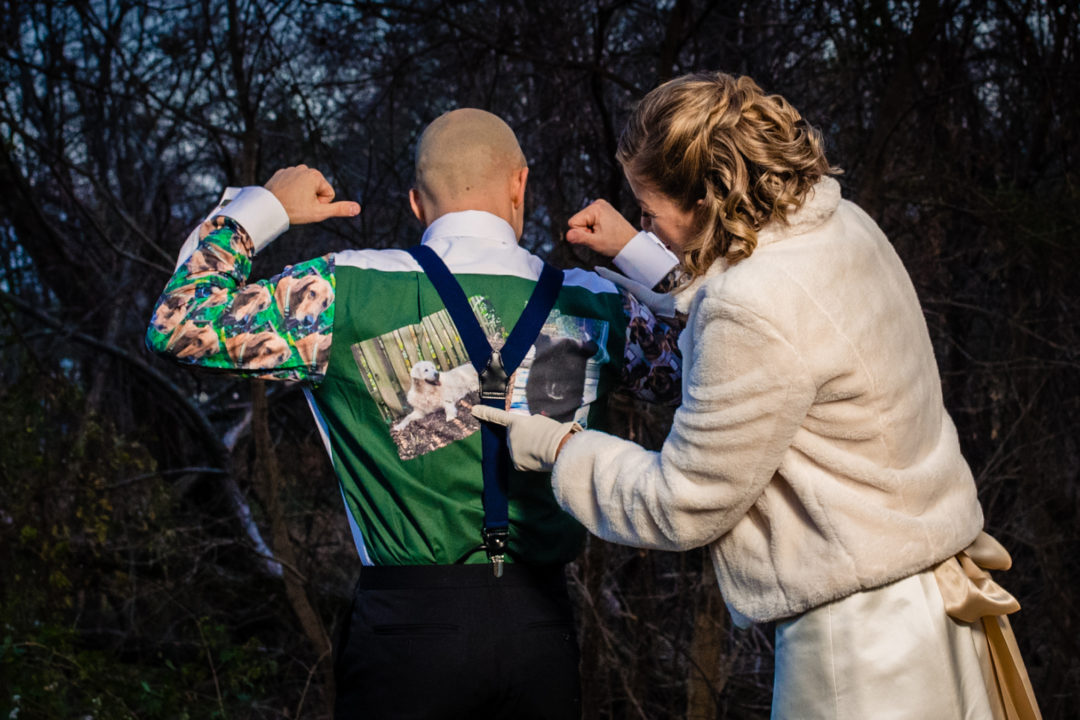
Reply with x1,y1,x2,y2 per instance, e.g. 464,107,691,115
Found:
251,380,336,711
686,560,728,720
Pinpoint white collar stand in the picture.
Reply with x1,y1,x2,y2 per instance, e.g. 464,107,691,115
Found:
420,210,519,248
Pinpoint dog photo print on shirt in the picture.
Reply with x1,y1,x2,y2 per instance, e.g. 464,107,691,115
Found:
351,298,608,461
510,309,608,424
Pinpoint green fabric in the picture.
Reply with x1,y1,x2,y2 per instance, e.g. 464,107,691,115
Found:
146,215,641,567
312,266,626,566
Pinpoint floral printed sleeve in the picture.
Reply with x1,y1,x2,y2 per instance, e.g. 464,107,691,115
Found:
145,215,334,382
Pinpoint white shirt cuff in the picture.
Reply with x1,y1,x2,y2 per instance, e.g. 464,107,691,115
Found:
173,187,243,270
612,231,679,289
211,185,290,253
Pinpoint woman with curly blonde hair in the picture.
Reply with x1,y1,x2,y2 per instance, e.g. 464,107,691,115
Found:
474,72,1038,719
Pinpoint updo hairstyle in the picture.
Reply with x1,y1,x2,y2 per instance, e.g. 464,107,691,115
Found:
616,72,837,276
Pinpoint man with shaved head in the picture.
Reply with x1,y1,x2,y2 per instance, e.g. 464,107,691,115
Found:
147,108,679,718
411,108,529,233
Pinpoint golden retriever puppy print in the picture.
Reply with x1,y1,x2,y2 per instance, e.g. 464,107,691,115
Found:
227,223,254,255
224,332,293,369
295,332,332,368
197,217,219,242
223,284,272,326
197,215,253,255
166,321,221,361
152,287,197,334
186,242,236,275
393,361,479,431
204,285,230,307
275,274,334,330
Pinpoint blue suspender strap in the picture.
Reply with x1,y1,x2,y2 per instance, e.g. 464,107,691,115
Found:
405,245,564,576
500,261,564,372
405,245,494,377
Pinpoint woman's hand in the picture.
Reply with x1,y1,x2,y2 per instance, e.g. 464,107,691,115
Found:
470,406,581,472
566,199,637,257
264,165,361,225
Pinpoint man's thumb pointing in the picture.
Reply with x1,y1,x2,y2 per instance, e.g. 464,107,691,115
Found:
324,201,361,218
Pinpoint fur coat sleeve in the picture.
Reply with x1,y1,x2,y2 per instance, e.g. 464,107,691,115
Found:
552,294,815,551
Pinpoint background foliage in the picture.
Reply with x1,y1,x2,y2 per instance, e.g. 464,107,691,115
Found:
2,0,1077,717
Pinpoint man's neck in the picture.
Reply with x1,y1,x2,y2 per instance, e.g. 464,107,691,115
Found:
425,200,512,227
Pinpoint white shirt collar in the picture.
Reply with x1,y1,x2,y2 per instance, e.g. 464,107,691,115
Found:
414,210,541,279
420,210,519,249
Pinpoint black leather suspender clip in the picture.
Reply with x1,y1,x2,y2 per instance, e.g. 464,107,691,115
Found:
478,349,509,402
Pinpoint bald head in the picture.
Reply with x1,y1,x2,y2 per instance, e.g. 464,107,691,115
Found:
410,109,530,237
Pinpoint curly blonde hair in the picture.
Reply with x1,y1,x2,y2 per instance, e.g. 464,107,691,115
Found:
617,72,838,276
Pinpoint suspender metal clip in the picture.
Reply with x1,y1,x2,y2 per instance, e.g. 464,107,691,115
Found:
482,526,509,578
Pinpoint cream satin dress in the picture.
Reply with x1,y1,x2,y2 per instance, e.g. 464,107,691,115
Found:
773,570,992,719
771,534,1040,720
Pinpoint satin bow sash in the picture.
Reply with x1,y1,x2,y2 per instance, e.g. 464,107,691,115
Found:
933,532,1042,720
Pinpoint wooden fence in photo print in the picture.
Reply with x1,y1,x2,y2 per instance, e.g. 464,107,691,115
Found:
350,296,504,424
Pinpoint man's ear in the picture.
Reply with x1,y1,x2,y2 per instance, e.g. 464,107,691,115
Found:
408,188,427,224
510,166,529,209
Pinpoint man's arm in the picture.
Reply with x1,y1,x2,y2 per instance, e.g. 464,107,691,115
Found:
616,284,684,406
610,230,684,293
567,197,684,293
145,166,359,382
565,197,686,405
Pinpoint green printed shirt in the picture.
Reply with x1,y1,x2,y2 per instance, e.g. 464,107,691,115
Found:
147,195,681,566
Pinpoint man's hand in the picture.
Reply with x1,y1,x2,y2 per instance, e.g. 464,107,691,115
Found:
470,406,581,473
566,199,637,257
264,165,361,225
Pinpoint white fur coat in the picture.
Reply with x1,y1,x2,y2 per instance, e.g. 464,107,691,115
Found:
552,177,984,625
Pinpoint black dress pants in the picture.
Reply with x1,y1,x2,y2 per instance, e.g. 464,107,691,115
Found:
334,564,581,719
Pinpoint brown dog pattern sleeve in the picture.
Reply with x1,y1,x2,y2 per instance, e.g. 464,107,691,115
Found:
146,216,335,381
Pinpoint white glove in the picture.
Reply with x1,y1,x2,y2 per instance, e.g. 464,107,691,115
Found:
595,266,677,319
470,406,581,472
